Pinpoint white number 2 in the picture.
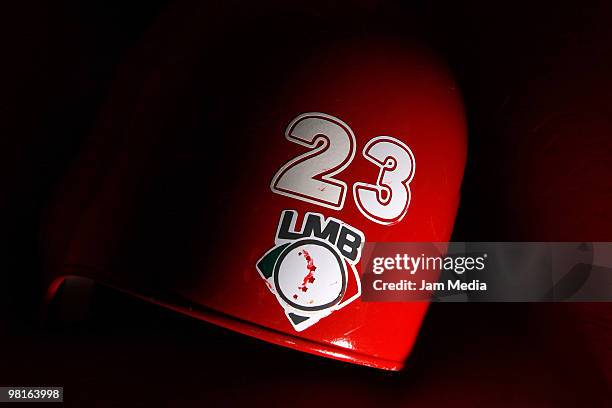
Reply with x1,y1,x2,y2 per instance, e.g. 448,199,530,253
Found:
353,137,415,225
270,113,356,210
271,112,415,225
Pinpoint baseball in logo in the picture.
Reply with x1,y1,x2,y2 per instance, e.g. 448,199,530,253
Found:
256,210,364,331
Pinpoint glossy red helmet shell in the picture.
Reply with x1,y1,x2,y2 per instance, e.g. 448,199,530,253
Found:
42,14,467,370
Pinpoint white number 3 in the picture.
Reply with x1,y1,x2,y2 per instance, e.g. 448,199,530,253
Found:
270,112,415,226
353,136,415,225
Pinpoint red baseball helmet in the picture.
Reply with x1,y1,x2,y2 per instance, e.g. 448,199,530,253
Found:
42,5,466,370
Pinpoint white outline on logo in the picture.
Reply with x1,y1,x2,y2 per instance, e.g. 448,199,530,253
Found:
256,210,364,331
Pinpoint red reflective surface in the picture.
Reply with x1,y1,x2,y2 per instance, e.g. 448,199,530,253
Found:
42,30,467,370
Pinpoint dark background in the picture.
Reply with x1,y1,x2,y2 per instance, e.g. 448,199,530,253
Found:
0,0,611,406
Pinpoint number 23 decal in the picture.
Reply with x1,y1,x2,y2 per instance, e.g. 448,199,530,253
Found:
271,112,415,226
